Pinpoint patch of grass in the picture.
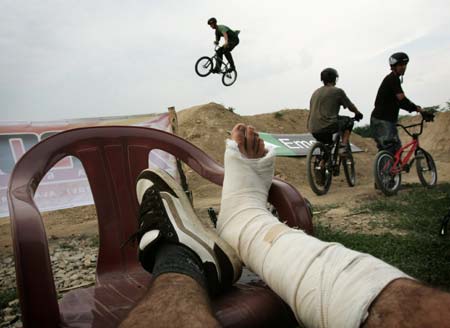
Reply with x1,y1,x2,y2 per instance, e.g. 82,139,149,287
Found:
361,183,450,235
274,111,284,119
0,288,17,309
311,203,339,214
314,183,450,290
59,241,75,250
89,235,99,248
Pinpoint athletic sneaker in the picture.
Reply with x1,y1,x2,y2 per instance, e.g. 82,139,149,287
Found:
134,168,242,293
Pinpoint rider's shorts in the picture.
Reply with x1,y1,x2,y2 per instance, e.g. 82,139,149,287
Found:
312,116,354,144
218,39,239,54
370,116,401,155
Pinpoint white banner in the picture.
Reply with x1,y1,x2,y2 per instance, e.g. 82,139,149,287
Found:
1,113,176,217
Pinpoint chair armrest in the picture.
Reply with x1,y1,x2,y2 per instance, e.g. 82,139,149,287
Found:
9,182,60,326
268,179,313,235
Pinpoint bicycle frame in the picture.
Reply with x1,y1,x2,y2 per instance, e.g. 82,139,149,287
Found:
212,46,230,72
322,118,357,174
387,119,425,175
318,133,342,177
211,55,229,71
390,138,418,174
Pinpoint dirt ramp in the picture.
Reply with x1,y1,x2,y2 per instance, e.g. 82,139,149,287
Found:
176,103,378,195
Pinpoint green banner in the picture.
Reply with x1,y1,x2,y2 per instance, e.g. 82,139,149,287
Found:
259,132,362,157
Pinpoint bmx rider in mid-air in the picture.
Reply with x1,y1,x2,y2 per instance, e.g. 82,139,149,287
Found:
207,17,240,73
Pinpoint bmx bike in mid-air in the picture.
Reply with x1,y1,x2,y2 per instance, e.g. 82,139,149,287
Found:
195,46,237,87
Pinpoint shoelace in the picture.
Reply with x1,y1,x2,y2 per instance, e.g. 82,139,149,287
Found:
121,186,164,248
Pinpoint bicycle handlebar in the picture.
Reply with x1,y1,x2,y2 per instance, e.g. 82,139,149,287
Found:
395,112,434,138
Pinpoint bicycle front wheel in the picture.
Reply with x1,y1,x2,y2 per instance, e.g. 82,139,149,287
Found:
306,142,332,195
416,149,437,187
195,56,213,77
374,150,401,196
342,152,356,187
222,69,237,86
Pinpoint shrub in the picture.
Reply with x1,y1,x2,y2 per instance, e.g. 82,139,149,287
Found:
274,111,283,119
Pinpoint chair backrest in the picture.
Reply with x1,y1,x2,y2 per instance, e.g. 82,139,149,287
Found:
8,126,313,326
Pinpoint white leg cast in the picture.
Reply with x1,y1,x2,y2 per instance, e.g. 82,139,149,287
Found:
218,140,409,328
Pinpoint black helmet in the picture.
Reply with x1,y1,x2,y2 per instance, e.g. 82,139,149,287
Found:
207,17,217,25
389,52,409,66
320,68,339,84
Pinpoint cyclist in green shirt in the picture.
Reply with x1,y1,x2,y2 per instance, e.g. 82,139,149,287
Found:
207,17,240,73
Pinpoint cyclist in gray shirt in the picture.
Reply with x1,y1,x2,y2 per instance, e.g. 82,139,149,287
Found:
308,68,363,156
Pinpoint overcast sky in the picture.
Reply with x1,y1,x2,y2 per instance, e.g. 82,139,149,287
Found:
1,0,449,125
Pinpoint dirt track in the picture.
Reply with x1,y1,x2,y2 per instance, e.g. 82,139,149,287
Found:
1,104,449,255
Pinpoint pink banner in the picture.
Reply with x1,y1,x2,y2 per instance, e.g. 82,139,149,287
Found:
1,114,176,217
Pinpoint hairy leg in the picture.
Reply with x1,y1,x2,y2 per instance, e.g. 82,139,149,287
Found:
342,129,351,145
120,273,221,328
363,278,450,328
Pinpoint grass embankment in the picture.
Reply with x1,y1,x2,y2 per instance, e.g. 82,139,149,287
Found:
315,183,450,290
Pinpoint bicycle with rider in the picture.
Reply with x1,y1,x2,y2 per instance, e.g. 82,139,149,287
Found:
370,52,426,155
207,17,240,73
307,68,364,156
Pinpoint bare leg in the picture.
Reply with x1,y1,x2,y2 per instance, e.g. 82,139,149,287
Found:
341,129,351,145
363,278,450,328
120,273,221,328
219,123,450,327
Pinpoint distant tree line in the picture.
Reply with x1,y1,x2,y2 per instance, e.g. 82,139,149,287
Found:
353,100,450,138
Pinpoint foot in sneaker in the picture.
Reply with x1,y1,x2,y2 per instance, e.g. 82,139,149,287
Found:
135,168,242,293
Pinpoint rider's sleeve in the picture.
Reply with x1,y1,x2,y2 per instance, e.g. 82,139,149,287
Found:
390,74,404,95
390,75,417,112
399,97,418,112
215,29,221,42
217,25,228,35
339,89,358,112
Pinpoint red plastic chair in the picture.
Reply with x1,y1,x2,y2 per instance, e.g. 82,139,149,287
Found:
8,126,313,327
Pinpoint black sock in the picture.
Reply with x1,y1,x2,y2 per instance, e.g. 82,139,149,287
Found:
152,243,207,291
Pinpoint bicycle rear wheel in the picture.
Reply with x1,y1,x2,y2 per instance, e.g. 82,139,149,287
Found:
342,152,356,187
222,69,237,86
195,56,213,77
416,149,437,187
306,142,332,195
374,150,401,196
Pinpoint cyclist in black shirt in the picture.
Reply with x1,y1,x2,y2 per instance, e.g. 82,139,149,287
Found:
370,52,423,154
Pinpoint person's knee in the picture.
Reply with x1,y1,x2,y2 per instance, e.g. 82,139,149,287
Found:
343,117,354,131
